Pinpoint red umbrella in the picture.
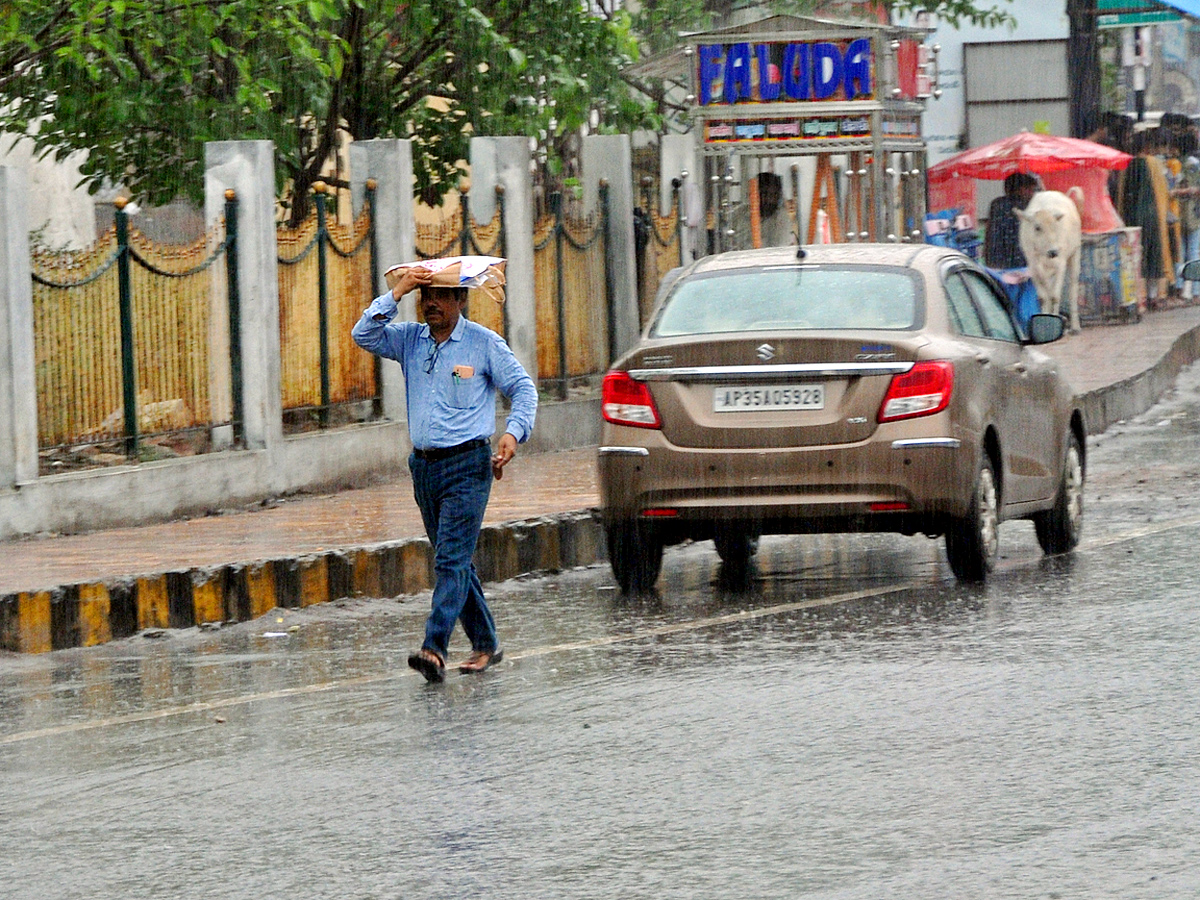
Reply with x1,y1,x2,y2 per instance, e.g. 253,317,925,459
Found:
929,131,1132,183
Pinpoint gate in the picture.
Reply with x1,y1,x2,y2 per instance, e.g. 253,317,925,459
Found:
277,182,378,430
30,193,241,471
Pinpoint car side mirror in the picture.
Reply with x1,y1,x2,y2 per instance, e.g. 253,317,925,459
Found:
1026,313,1065,344
1182,259,1200,282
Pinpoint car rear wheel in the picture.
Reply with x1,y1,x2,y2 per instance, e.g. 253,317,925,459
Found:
713,527,760,575
945,454,1000,582
1033,432,1084,555
606,521,664,594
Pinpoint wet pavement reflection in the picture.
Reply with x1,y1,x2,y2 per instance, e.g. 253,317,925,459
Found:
6,369,1200,898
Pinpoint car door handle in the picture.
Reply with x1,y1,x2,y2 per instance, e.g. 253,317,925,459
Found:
974,352,990,365
1008,361,1027,374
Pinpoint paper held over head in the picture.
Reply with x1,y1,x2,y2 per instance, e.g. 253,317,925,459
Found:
385,256,506,304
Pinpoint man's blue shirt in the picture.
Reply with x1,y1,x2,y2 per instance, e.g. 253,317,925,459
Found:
351,292,537,450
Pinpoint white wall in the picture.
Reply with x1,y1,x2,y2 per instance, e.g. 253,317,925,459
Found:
914,2,1070,167
0,132,95,250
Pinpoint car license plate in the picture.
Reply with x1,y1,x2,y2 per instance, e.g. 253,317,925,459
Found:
713,384,825,412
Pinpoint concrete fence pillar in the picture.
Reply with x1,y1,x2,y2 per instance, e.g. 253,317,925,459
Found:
204,141,282,451
469,136,538,381
582,134,640,360
0,165,39,487
349,138,415,424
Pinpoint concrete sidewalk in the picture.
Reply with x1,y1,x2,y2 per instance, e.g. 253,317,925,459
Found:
4,304,1200,653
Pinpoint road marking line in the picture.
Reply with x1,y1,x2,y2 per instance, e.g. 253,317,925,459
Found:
0,582,927,745
5,513,1200,746
1081,514,1200,548
504,581,927,660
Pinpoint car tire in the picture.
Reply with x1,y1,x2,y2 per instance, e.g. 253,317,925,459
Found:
713,527,759,574
1033,432,1084,555
945,453,1000,583
606,521,664,594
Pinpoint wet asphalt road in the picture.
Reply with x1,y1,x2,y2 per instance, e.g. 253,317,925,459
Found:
5,368,1200,899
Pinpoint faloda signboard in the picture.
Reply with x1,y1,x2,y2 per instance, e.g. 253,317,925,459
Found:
695,38,875,107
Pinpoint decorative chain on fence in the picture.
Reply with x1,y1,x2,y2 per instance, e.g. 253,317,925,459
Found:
30,193,241,470
532,186,614,399
414,186,508,339
277,181,378,430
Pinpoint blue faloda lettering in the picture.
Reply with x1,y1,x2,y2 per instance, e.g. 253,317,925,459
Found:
697,39,872,105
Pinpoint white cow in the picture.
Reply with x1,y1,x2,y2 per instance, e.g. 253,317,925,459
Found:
1017,188,1084,333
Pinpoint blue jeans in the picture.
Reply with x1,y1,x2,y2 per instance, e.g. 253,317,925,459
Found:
409,444,497,660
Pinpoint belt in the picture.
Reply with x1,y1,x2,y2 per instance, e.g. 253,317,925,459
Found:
413,438,488,462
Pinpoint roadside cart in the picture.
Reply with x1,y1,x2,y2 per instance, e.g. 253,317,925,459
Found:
928,132,1138,325
682,14,938,253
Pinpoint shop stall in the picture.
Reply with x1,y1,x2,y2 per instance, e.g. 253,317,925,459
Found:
677,15,937,252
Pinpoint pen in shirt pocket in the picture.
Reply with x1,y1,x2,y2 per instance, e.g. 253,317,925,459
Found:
452,365,475,379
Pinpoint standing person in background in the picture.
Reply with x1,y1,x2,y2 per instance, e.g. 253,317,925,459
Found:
1097,112,1135,209
732,171,792,249
1162,128,1185,296
1173,130,1200,299
755,172,792,248
352,259,537,683
1120,129,1174,308
984,172,1039,270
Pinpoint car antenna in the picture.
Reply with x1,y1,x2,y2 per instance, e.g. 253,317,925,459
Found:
796,243,807,260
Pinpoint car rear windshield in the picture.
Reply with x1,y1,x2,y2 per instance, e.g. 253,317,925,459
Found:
651,266,922,337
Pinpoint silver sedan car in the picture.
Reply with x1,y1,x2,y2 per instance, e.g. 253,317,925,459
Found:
598,243,1085,591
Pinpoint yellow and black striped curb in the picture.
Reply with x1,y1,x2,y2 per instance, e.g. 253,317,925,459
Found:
0,510,604,654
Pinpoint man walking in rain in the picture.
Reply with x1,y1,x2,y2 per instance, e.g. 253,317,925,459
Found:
352,256,537,683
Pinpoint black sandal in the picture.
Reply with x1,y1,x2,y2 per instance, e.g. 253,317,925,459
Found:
407,648,446,683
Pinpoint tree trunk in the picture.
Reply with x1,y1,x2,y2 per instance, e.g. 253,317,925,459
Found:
1068,0,1101,139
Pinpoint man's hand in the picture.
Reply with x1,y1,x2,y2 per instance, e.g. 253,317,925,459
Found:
391,266,433,300
491,432,517,480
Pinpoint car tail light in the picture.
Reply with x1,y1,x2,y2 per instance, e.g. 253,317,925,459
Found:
878,361,954,422
602,371,662,429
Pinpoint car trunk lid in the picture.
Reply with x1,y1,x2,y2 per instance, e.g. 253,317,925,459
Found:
627,335,926,449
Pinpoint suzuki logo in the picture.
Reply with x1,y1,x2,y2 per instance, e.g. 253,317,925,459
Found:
756,343,776,361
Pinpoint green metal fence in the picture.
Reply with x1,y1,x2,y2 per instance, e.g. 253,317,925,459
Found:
30,193,241,470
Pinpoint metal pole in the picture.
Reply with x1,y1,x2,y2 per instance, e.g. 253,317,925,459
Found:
791,164,805,246
224,190,245,446
460,185,471,258
497,184,509,339
460,186,471,319
114,198,138,458
552,191,568,400
673,175,684,267
315,182,331,428
366,179,383,420
600,180,616,364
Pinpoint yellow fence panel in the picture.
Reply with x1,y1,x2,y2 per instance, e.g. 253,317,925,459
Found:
278,215,323,410
533,203,609,386
644,207,681,327
128,229,222,432
31,217,229,463
31,239,123,448
277,198,377,423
